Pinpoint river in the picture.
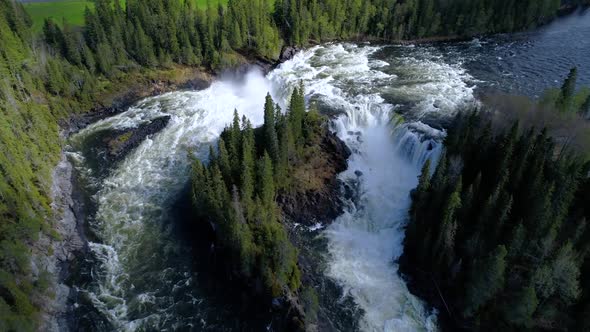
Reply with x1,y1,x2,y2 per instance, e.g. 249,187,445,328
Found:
66,9,590,332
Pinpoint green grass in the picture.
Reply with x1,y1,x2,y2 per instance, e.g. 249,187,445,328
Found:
23,0,229,32
23,0,94,32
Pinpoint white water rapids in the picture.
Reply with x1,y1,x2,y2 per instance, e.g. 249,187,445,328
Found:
68,43,475,331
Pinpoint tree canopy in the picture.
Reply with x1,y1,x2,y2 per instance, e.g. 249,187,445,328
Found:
403,112,590,330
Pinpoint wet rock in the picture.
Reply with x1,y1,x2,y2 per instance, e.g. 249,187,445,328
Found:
343,183,354,201
104,116,171,163
35,154,86,332
280,45,301,63
178,77,212,91
277,128,351,226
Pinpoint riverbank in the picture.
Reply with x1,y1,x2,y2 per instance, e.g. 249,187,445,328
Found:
39,45,307,331
39,65,216,331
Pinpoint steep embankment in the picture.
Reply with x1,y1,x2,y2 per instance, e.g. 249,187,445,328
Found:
36,66,215,331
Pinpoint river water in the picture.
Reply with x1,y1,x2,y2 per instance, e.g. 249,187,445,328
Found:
66,9,590,332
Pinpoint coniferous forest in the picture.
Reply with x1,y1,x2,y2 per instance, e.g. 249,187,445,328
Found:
403,111,590,330
1,0,589,331
191,89,310,299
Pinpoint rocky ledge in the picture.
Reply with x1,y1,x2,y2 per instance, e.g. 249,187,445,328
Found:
275,123,351,331
34,153,86,332
103,116,171,163
278,128,351,226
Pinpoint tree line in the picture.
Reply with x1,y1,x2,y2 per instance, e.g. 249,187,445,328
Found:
32,0,570,102
275,0,563,44
402,111,590,330
40,0,568,77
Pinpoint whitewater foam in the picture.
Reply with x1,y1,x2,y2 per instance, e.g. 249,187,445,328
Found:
70,68,278,330
271,43,475,331
70,43,475,331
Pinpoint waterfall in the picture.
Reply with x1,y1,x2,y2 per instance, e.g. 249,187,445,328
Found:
69,43,475,331
269,43,475,331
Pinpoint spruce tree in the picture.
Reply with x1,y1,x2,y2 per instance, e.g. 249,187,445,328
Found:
260,151,275,209
463,245,507,317
558,67,578,112
264,93,280,163
218,139,232,187
288,85,306,147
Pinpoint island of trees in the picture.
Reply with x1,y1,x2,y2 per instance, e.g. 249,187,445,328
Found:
190,86,335,330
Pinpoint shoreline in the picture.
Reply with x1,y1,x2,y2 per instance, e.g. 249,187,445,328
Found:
41,47,296,331
41,66,215,331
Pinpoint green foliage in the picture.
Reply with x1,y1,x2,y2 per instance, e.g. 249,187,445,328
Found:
301,286,319,324
264,93,280,164
273,0,561,46
190,88,324,299
402,112,590,330
0,0,579,329
0,2,65,328
463,245,507,317
558,67,578,112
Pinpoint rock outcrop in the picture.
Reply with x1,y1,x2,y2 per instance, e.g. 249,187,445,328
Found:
34,153,85,332
280,46,301,63
103,116,171,163
278,128,351,226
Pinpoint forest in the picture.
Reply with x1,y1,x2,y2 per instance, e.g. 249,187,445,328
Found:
0,0,585,330
401,72,590,330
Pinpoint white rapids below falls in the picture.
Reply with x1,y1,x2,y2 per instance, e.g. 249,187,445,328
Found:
68,43,476,331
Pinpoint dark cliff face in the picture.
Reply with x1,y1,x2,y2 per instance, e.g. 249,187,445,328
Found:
277,129,351,226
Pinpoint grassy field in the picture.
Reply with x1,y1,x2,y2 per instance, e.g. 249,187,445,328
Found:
23,0,93,31
23,0,229,32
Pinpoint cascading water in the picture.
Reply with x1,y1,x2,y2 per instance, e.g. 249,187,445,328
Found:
68,43,475,331
68,69,280,330
268,43,475,331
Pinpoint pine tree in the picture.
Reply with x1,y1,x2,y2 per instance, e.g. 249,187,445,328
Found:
275,112,290,187
218,139,232,187
240,119,256,218
259,151,275,209
433,176,462,269
288,85,306,147
558,67,578,112
229,109,242,178
503,284,538,326
264,93,280,163
416,159,432,194
463,245,507,317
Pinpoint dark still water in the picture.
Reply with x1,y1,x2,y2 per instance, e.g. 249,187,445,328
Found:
449,8,590,97
65,9,589,332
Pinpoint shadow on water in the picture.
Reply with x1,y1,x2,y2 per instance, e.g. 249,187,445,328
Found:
171,183,275,332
